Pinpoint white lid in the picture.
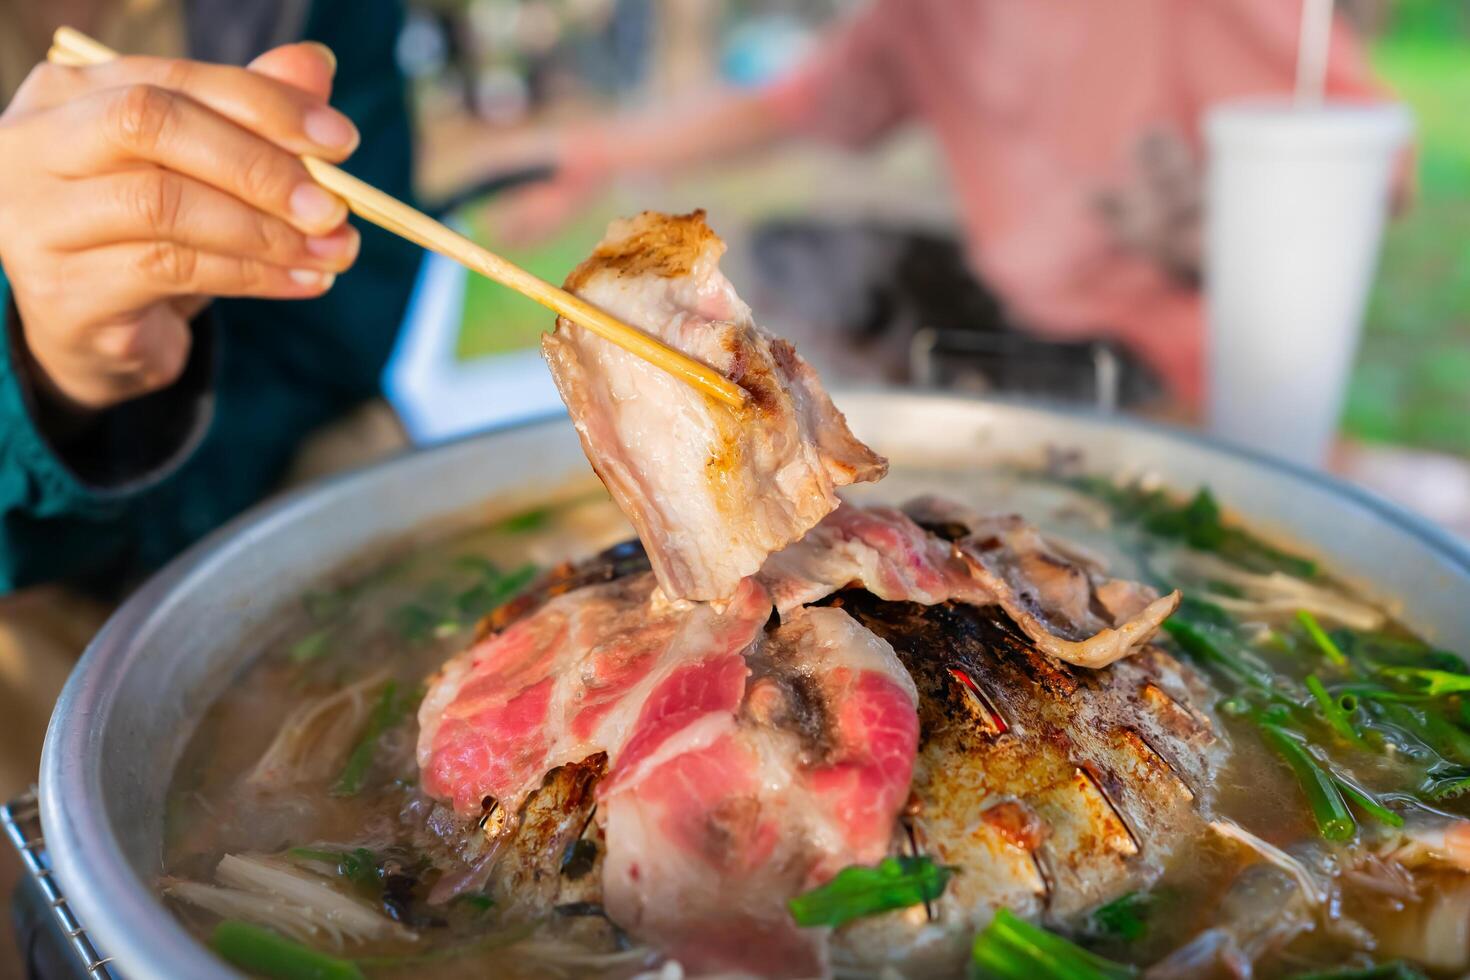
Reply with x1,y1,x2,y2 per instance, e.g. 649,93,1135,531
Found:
1205,97,1413,151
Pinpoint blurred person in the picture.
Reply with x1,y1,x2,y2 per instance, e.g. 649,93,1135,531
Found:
491,0,1389,406
0,0,418,808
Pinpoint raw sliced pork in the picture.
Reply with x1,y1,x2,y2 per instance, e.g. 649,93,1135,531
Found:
418,573,770,818
600,607,918,977
542,210,887,603
417,555,919,977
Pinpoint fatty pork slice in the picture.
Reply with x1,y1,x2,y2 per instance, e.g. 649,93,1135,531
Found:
417,573,770,819
759,499,1179,668
542,210,887,603
599,606,919,978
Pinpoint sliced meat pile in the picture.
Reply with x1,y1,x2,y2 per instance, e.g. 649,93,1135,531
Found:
417,498,1180,975
760,499,1180,668
542,210,887,603
418,569,917,978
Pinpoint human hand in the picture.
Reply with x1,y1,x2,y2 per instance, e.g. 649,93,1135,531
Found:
0,44,360,410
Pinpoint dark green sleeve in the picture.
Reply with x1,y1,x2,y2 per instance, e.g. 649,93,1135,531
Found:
0,0,420,594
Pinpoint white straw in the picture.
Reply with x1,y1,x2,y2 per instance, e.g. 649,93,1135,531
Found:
1295,0,1335,105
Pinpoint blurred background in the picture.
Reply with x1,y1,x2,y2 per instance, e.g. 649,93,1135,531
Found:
383,0,1470,533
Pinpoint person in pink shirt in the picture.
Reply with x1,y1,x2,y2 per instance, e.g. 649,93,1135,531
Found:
496,0,1388,406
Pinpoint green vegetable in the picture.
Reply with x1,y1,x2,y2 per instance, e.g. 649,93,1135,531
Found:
1378,667,1470,696
1289,962,1428,980
285,847,342,865
1336,684,1433,705
1370,699,1470,768
1258,722,1356,841
289,628,333,664
389,603,440,643
1066,479,1316,577
285,847,381,892
1163,618,1276,694
1420,771,1470,801
456,893,495,912
495,508,551,533
211,921,365,980
332,682,414,797
1088,891,1154,942
1297,612,1348,667
1305,675,1366,746
970,908,1136,980
1330,773,1404,828
455,563,538,620
788,856,954,927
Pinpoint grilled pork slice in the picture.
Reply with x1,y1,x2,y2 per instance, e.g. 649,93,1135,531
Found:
759,500,1179,668
830,591,1228,976
542,210,886,603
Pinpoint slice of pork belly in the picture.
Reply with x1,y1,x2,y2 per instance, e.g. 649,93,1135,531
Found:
759,498,1179,668
599,606,918,978
542,210,887,603
417,572,770,819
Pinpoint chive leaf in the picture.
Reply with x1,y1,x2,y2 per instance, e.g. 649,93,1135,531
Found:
1330,773,1404,828
1305,675,1366,746
1258,722,1356,841
788,856,954,927
970,908,1137,980
332,682,413,797
1379,667,1470,697
211,920,365,980
1297,611,1348,667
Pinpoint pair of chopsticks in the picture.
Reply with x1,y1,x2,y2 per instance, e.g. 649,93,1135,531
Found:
48,27,748,410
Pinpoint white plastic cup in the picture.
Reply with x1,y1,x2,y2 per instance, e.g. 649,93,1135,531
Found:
1204,99,1412,466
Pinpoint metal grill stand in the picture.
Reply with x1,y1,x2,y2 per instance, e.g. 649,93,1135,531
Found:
3,788,118,979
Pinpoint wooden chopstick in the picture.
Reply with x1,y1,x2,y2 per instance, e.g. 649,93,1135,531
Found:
49,27,748,410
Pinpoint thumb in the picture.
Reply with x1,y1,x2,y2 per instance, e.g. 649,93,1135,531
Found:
248,42,337,101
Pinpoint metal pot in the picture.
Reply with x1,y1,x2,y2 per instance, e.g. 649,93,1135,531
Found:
34,391,1470,978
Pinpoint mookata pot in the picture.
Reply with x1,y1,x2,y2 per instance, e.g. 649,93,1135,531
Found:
36,391,1470,978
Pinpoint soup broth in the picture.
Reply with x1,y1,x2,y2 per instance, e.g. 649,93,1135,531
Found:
160,467,1470,979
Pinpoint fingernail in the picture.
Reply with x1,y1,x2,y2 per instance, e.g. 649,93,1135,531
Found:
290,269,335,289
305,226,358,259
290,183,342,226
304,108,357,152
304,42,337,76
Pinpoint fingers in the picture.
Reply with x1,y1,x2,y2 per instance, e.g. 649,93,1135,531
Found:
52,84,349,236
46,169,359,272
248,43,337,101
80,241,339,305
17,53,355,161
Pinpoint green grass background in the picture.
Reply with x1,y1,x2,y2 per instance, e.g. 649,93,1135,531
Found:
1347,5,1470,455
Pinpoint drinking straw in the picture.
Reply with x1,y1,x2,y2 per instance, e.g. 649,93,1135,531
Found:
1295,0,1336,105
